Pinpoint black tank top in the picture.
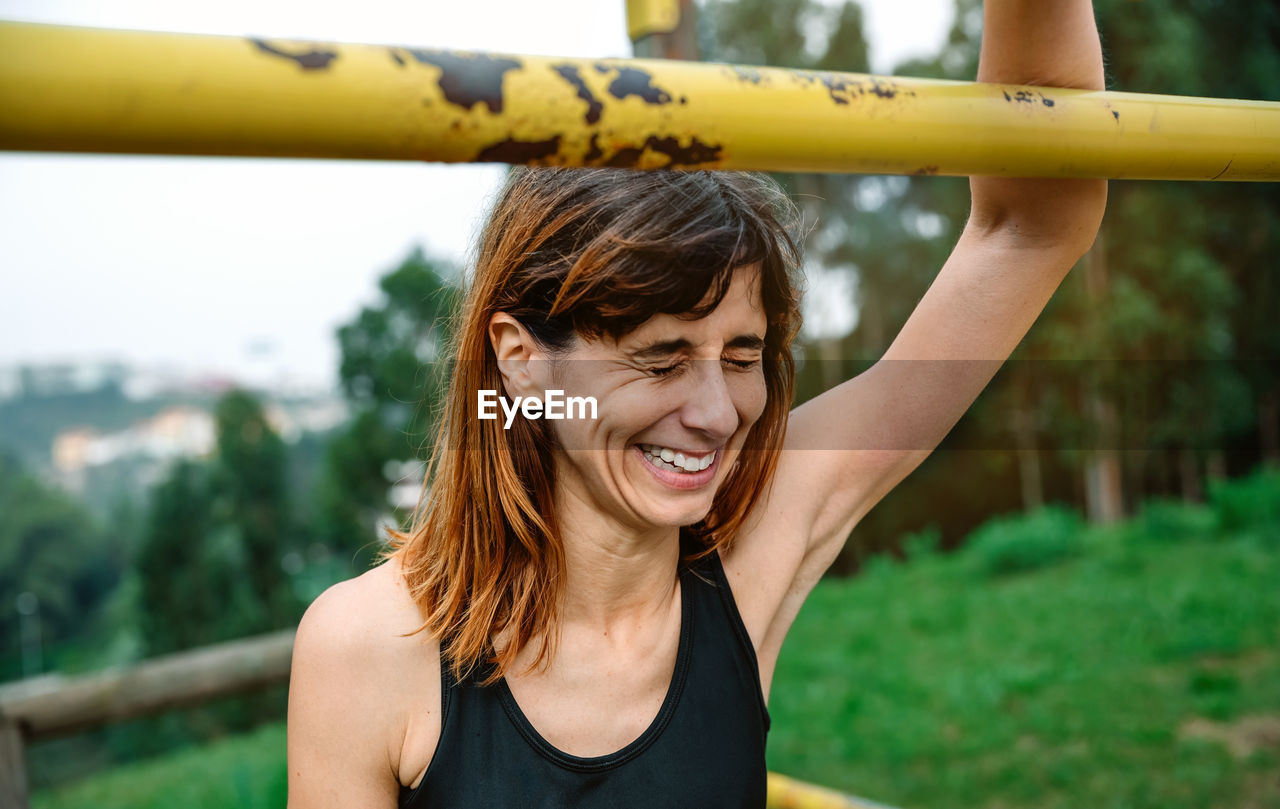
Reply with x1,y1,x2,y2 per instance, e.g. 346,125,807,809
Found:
399,548,771,808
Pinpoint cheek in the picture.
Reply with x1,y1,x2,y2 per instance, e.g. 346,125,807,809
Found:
732,372,769,428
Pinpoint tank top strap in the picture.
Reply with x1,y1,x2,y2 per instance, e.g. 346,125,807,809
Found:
684,546,772,733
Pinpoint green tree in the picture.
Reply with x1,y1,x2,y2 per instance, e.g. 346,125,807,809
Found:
135,460,225,654
137,390,297,654
917,0,1278,521
212,390,298,629
0,451,122,678
315,247,459,567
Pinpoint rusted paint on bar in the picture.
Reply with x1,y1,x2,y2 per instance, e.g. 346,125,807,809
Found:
1,21,1278,180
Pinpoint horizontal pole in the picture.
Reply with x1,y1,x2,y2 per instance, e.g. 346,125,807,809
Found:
0,630,294,740
766,773,902,809
1,21,1278,181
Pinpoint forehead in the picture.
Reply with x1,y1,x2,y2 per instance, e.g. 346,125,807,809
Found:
620,264,766,346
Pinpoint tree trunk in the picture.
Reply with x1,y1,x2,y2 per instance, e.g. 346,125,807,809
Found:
1084,448,1125,523
1081,231,1125,524
1179,449,1203,502
819,336,844,392
1207,450,1227,482
1013,406,1044,511
1260,388,1280,464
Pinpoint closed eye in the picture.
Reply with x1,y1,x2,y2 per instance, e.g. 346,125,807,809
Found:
647,362,685,377
647,358,759,376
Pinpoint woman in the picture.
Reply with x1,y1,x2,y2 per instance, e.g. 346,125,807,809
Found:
287,2,1107,806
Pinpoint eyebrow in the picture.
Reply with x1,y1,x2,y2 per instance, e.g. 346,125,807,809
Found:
626,334,765,361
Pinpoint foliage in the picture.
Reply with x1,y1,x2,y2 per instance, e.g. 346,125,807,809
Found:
960,505,1085,577
315,247,458,567
0,451,123,680
1208,465,1280,537
136,390,297,656
211,390,298,628
1131,498,1218,545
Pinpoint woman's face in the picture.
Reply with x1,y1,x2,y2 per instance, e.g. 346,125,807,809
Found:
544,265,770,533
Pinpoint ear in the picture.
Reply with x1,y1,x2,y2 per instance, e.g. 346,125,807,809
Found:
488,312,550,398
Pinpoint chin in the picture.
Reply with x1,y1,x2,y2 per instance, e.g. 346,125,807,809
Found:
639,500,715,531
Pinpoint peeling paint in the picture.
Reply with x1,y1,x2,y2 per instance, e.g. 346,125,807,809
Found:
821,74,857,105
817,73,907,105
476,135,562,163
602,134,721,168
250,39,338,71
605,66,673,105
409,50,522,113
552,64,604,125
912,165,939,175
584,134,603,162
867,79,899,99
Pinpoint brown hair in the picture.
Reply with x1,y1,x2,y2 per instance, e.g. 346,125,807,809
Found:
388,168,803,684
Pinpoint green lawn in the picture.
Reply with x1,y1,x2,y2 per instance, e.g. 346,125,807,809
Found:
34,480,1280,809
768,524,1280,808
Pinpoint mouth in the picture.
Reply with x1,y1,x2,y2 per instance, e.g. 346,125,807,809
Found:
634,443,719,490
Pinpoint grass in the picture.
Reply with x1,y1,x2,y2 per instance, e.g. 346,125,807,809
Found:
33,472,1280,809
767,522,1280,807
33,723,286,809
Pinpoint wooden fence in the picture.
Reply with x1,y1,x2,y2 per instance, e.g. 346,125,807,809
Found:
0,631,295,809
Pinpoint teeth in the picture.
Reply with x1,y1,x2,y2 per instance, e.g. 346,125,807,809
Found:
639,444,716,474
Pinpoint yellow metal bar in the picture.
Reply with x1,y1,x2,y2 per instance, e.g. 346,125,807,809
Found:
766,772,899,809
1,21,1278,181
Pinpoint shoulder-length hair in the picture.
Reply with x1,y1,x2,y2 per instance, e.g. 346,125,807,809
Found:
388,168,803,684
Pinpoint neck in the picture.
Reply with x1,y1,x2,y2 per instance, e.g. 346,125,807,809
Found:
551,476,682,633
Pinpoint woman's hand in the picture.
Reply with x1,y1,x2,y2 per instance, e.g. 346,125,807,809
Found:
970,0,1108,249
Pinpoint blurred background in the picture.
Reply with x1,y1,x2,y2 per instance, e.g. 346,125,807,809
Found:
1,1,1277,807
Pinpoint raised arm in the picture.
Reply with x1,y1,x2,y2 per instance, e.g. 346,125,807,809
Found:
724,0,1107,675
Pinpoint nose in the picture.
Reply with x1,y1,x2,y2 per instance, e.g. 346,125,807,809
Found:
679,361,739,441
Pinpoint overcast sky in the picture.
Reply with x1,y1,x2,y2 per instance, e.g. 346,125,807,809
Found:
0,0,954,391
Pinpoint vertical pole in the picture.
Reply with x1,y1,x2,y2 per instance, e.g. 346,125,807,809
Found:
626,0,700,60
0,719,29,809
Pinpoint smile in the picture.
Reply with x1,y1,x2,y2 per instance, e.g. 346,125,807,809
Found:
637,444,717,473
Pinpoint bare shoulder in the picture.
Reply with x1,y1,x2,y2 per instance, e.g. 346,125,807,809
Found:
287,559,442,807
